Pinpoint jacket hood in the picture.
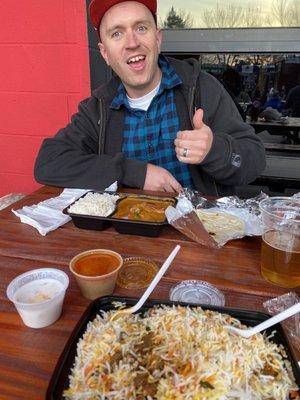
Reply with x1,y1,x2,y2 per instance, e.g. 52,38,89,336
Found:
92,73,121,102
167,56,200,88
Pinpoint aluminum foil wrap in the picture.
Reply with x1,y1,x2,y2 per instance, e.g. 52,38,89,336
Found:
165,189,269,248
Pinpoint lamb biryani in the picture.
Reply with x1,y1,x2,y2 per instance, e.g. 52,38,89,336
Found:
64,305,299,400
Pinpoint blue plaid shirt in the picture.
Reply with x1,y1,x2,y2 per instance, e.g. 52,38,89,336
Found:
110,55,194,188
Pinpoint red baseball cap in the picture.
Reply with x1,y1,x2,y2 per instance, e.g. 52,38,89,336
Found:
89,0,157,33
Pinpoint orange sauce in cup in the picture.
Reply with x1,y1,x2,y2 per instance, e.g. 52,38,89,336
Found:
73,253,120,277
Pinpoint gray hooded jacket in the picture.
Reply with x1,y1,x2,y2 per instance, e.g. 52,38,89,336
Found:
34,57,266,196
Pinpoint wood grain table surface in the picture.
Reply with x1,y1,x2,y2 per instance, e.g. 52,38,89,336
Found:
0,186,299,400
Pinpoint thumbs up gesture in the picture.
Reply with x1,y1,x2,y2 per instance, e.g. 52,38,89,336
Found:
174,108,213,164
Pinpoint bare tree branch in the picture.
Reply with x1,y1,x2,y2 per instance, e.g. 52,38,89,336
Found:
287,0,300,26
271,0,300,26
201,2,264,28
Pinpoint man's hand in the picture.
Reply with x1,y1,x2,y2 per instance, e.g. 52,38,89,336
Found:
143,164,182,193
174,108,213,164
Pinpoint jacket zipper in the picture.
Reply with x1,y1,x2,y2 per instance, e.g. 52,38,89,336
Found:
189,85,196,125
213,181,219,197
98,99,106,155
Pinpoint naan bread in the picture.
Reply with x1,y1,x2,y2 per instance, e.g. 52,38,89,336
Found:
196,209,245,244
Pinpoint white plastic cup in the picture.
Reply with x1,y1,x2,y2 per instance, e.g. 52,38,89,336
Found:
6,268,69,328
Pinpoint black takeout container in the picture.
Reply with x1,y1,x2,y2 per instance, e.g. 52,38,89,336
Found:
47,296,300,400
64,192,176,237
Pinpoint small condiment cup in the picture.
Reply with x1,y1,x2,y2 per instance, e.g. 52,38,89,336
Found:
69,249,123,300
6,268,69,329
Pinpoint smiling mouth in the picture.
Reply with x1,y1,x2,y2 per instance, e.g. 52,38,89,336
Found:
127,55,146,64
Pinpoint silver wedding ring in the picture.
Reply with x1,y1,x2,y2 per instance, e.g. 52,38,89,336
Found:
183,148,188,158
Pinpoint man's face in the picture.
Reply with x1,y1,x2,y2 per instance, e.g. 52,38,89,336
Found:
99,1,162,98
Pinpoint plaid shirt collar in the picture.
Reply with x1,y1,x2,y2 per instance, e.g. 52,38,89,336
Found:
110,55,182,110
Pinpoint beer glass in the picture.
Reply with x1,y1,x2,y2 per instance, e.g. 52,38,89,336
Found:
259,197,300,288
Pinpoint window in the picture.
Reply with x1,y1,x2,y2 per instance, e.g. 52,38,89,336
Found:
158,0,300,29
161,28,300,122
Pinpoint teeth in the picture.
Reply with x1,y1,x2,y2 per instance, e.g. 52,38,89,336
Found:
128,55,145,63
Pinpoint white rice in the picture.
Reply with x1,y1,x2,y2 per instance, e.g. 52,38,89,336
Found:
68,192,119,217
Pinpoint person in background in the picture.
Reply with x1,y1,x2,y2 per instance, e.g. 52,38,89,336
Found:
266,86,275,100
237,86,251,104
262,90,284,113
220,68,241,98
280,85,286,100
34,0,266,196
219,68,246,121
284,82,300,117
248,86,262,121
251,86,261,102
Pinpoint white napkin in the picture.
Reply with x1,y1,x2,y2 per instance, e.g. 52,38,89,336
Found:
12,182,118,236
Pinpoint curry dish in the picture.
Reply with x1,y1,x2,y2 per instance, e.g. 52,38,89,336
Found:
112,197,174,223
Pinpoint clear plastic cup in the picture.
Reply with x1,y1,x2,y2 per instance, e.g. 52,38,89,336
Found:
69,249,123,300
259,197,300,288
170,280,225,306
6,268,69,328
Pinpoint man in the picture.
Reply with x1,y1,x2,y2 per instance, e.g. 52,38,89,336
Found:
34,0,266,196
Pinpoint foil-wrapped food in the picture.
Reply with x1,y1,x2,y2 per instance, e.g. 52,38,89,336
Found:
165,190,268,248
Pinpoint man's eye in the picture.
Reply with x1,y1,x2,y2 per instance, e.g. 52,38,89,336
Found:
112,31,121,39
137,25,147,33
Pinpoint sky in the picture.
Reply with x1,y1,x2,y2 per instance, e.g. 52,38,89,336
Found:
157,0,276,26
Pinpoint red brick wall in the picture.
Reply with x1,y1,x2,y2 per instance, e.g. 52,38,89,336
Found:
0,0,91,196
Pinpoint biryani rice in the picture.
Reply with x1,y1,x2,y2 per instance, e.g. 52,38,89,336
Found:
63,305,299,400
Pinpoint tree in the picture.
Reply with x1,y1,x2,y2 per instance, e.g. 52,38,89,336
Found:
242,4,264,27
199,54,278,70
271,0,290,25
289,0,300,26
201,2,265,28
270,0,300,26
160,6,193,29
202,3,243,28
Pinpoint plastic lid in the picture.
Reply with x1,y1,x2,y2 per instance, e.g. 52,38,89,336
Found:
116,258,158,289
169,280,225,306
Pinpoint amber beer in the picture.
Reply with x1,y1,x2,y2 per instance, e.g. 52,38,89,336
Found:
261,230,300,288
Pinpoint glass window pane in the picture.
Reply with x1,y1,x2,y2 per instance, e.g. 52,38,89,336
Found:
158,1,300,28
166,52,300,115
164,52,300,146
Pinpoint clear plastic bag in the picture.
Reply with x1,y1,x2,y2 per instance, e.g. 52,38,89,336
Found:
263,292,300,353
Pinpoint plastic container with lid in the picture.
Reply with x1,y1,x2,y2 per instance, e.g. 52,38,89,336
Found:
6,268,69,328
116,257,158,289
170,280,225,306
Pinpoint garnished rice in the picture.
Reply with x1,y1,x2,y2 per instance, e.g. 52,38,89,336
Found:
64,305,299,399
68,192,119,217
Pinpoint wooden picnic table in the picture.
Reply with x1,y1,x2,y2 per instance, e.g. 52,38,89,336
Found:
249,117,300,143
0,186,299,400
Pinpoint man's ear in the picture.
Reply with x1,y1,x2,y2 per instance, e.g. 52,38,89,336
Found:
98,42,110,66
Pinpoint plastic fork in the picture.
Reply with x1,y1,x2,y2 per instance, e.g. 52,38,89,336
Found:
226,302,300,338
110,244,181,322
